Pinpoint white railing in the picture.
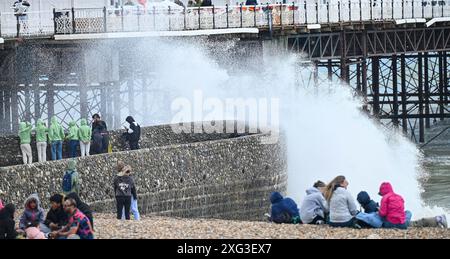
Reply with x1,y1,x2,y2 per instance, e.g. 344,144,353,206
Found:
1,1,450,38
0,11,54,37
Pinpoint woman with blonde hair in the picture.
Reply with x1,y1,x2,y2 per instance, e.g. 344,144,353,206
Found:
325,175,359,228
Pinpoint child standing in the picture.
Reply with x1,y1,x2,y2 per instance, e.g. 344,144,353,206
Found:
67,121,80,158
35,119,48,163
19,121,33,164
78,119,92,157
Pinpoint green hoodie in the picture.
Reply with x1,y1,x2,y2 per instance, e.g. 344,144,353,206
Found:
78,119,92,142
35,119,48,143
63,159,80,195
67,121,79,141
19,122,33,144
48,116,65,142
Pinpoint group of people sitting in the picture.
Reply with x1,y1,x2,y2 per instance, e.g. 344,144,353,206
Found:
0,158,141,239
269,175,448,229
0,192,94,240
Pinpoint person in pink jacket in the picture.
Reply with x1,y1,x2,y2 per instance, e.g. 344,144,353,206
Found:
378,182,412,229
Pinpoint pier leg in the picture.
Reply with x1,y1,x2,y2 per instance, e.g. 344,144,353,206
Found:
372,56,380,118
418,53,424,143
439,52,445,121
401,54,408,134
424,52,430,128
392,55,399,127
34,89,41,121
11,89,19,132
24,89,31,122
47,89,55,126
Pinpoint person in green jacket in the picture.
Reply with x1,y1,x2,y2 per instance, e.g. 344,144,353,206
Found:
62,159,81,195
48,116,65,160
35,119,48,163
67,121,79,158
78,118,92,157
19,121,33,164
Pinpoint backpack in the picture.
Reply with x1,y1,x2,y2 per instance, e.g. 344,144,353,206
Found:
62,171,75,193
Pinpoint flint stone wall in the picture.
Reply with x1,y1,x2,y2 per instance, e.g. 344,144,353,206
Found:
0,121,254,167
0,122,287,221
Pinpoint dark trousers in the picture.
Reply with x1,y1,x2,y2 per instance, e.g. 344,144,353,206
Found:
329,218,356,228
116,196,131,220
129,140,139,150
69,140,79,158
310,215,326,224
102,133,109,153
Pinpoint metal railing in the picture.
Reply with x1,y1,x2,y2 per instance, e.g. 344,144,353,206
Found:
1,0,450,38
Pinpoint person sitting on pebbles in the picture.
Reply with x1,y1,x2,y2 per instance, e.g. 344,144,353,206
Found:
324,175,359,228
44,194,68,231
378,182,447,229
267,192,301,224
300,181,328,225
51,198,94,239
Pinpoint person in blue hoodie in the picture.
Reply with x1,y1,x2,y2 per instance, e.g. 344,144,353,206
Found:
356,191,379,213
268,192,301,224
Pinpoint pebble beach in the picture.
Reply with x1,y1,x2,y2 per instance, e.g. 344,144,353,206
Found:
93,214,450,239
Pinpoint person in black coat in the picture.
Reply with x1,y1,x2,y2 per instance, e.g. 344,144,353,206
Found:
91,113,109,154
245,0,258,5
114,161,137,220
0,203,17,239
65,192,94,230
45,194,68,231
123,116,141,150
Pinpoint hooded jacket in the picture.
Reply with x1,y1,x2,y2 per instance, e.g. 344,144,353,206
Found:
35,119,48,143
65,192,94,230
329,187,358,223
300,187,329,224
19,194,46,229
0,204,17,239
357,191,379,213
19,122,33,144
48,116,65,142
114,166,137,199
78,119,92,142
270,192,300,223
378,182,406,225
125,116,141,142
63,160,80,195
67,121,79,141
